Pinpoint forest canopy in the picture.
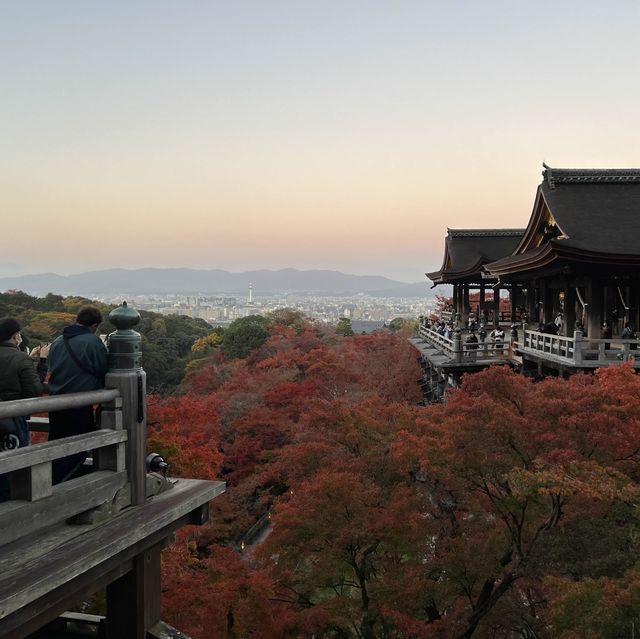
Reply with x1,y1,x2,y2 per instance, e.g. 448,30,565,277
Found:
147,313,640,638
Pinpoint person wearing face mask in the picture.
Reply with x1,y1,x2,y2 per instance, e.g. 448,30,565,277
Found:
0,317,44,500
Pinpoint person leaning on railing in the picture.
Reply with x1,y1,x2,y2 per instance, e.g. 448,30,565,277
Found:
0,317,44,501
46,305,108,484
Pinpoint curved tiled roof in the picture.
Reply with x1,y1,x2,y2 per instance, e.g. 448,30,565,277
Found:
427,229,524,284
486,167,640,276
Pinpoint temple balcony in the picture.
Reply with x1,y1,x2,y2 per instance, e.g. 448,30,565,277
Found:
519,329,640,369
411,324,512,370
412,322,640,377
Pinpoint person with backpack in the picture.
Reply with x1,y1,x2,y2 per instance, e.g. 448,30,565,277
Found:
47,305,108,483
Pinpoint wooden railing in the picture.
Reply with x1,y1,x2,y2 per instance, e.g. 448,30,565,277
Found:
418,325,455,356
0,388,135,547
520,330,640,366
521,331,576,363
418,325,510,362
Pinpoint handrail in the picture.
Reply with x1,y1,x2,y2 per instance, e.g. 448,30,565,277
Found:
419,325,510,361
419,326,455,354
0,389,120,419
0,429,127,475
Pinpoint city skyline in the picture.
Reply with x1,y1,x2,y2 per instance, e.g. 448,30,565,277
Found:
3,2,640,282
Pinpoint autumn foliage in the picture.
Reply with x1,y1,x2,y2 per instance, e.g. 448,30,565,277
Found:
149,316,640,638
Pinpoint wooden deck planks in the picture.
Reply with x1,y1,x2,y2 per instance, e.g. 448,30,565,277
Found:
0,478,225,633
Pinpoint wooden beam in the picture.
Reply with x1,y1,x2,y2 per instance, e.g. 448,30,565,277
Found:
0,471,127,546
0,390,120,420
0,430,127,475
106,543,162,639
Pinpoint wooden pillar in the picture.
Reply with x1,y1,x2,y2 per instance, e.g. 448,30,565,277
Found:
105,371,147,506
631,282,640,332
544,284,554,326
462,285,470,325
510,286,517,323
492,287,500,327
106,544,162,639
525,282,535,325
538,279,547,326
603,285,612,333
564,286,576,337
587,279,603,339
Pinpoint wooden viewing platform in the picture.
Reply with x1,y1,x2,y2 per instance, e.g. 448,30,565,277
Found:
413,319,640,402
0,306,225,639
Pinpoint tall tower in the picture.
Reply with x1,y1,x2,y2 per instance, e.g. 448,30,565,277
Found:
249,283,253,305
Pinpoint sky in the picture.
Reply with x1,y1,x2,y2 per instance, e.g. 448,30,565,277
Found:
2,1,640,282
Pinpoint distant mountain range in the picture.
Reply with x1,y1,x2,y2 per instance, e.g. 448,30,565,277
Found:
0,268,432,298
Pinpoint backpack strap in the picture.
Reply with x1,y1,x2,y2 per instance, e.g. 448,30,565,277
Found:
63,336,98,378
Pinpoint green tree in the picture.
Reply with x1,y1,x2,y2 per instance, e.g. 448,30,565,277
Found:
220,315,270,360
335,316,354,336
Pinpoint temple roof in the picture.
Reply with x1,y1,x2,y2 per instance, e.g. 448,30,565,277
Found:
427,229,524,284
487,166,640,276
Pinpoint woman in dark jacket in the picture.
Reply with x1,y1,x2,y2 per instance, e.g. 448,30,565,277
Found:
0,317,43,499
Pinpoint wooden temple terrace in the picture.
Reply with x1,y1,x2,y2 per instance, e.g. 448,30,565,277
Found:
413,166,640,401
0,303,225,639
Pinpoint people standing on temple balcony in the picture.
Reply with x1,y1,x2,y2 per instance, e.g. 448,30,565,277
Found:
622,322,637,350
465,331,479,361
0,317,43,501
47,305,108,484
601,321,612,351
555,312,563,331
490,326,505,350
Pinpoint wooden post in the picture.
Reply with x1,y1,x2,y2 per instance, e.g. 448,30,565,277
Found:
564,286,576,338
453,331,462,363
106,302,146,507
462,285,470,327
105,371,146,506
573,329,583,364
587,279,602,340
526,281,536,324
106,543,162,639
492,287,500,328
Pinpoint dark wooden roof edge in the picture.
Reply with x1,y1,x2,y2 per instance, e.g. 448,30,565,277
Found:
486,241,640,276
427,258,500,284
485,244,555,276
448,228,525,238
543,164,640,190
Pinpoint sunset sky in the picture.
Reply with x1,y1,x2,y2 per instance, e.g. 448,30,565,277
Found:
2,1,640,282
